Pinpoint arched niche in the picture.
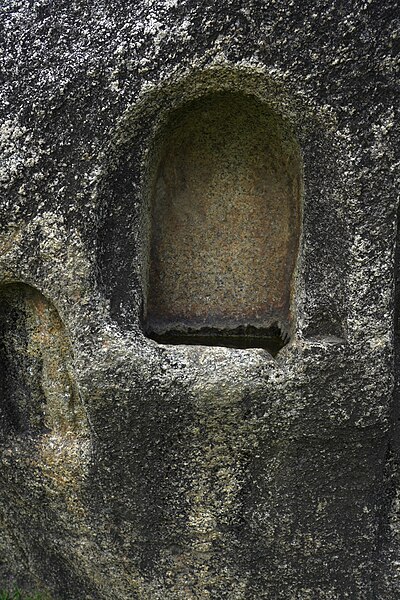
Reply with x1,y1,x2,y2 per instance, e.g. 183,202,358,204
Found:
144,92,302,355
0,283,85,437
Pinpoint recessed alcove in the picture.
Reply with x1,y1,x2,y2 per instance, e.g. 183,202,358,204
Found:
144,92,302,354
0,283,85,436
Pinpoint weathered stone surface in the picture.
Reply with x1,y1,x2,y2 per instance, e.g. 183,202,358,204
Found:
145,92,301,350
0,1,399,598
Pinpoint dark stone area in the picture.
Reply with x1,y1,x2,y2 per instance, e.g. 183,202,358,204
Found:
0,284,44,435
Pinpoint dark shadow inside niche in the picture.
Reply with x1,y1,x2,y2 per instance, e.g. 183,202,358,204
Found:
0,283,85,438
143,92,302,355
149,326,287,357
96,160,145,328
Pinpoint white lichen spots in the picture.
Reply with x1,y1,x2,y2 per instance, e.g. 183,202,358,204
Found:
0,224,22,258
370,108,397,163
38,431,90,503
34,210,93,299
367,335,391,351
0,118,43,187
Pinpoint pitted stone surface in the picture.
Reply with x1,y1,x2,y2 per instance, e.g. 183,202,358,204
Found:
0,1,399,599
145,92,301,345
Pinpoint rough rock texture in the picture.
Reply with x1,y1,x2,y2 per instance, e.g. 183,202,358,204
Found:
0,1,399,598
145,92,301,347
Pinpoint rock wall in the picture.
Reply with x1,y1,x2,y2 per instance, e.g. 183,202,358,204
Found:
0,1,399,598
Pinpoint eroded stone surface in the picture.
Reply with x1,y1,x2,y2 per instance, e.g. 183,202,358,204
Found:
0,1,399,599
145,92,301,345
0,283,86,436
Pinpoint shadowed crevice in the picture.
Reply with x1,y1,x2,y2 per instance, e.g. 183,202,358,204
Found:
146,324,288,356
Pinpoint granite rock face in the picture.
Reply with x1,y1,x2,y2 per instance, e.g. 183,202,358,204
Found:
0,1,399,598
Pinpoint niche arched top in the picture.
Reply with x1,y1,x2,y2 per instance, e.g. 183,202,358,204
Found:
144,92,302,354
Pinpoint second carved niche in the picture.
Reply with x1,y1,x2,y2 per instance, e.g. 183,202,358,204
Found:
144,92,302,355
0,283,85,437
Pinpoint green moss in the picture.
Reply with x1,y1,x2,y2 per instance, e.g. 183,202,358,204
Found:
0,590,51,600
